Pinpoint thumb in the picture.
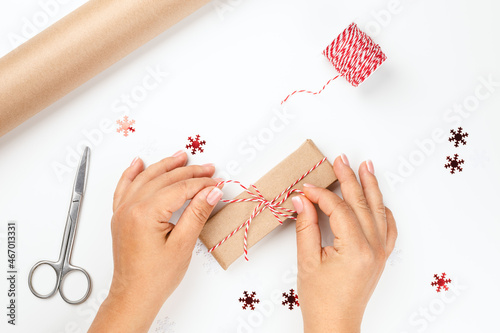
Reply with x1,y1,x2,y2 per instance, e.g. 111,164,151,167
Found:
292,195,322,264
168,186,223,253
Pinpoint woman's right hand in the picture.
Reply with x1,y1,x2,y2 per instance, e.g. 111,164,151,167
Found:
292,155,397,333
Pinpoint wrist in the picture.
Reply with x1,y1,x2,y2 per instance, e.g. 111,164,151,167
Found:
304,320,361,333
89,285,165,333
302,309,362,333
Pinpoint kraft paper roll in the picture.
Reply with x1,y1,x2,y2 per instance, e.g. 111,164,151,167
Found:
0,0,211,137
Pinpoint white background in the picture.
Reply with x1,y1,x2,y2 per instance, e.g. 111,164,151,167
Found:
1,0,499,332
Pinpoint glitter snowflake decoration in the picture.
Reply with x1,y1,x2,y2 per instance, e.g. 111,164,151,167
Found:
239,291,260,310
448,127,468,147
154,316,176,333
186,135,206,155
282,289,300,310
194,241,221,276
431,273,452,292
388,248,403,266
469,149,490,169
445,154,464,174
137,137,160,156
116,116,136,137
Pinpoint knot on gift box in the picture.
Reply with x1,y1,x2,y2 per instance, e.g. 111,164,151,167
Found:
208,157,328,261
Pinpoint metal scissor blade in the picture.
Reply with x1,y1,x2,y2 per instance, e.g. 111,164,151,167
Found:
73,147,90,196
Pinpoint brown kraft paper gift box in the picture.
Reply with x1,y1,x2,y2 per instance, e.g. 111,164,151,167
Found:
199,139,338,270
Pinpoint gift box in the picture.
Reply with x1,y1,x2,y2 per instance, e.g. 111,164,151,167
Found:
199,139,338,270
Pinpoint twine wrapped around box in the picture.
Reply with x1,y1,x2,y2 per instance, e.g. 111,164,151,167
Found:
199,140,338,270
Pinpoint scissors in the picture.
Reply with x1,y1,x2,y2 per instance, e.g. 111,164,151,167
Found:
28,147,92,305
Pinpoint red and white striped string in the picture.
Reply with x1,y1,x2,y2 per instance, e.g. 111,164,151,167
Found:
209,157,328,261
281,23,387,104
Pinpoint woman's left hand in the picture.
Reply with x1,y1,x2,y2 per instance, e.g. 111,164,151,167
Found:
89,151,223,333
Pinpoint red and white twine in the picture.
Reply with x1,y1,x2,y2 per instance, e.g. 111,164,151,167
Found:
209,157,327,261
281,23,387,104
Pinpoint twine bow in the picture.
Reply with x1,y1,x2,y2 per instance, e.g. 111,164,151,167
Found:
208,157,327,261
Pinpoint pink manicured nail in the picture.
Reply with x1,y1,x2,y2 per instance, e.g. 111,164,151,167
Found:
207,188,223,206
130,157,139,167
366,160,375,175
303,183,316,188
172,150,185,157
213,177,224,183
340,153,350,166
292,196,303,214
203,163,215,168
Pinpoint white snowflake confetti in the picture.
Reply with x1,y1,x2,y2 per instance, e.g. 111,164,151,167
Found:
469,149,491,169
195,241,222,275
388,247,403,266
137,137,160,155
154,316,176,333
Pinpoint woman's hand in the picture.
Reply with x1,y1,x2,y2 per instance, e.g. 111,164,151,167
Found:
292,155,397,333
89,151,223,333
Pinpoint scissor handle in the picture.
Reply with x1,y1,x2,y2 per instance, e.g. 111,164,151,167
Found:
28,261,92,305
28,260,61,299
59,264,92,305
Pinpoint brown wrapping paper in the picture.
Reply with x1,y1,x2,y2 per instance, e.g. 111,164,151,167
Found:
200,140,338,270
0,0,211,137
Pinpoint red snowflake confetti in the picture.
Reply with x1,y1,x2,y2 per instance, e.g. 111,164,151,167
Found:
431,273,451,292
449,127,468,147
116,116,136,137
185,135,206,155
445,154,464,174
282,289,300,310
239,291,260,310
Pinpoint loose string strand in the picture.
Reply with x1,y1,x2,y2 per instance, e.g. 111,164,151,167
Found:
282,23,386,104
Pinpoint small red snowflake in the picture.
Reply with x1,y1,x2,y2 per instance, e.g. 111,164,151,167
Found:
239,291,260,310
282,289,300,310
431,273,451,292
445,154,464,174
449,127,468,147
116,116,136,137
186,135,206,155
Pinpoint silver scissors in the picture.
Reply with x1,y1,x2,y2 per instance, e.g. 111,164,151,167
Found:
28,147,92,305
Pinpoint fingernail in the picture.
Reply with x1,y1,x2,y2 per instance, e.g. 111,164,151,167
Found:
213,177,224,183
207,188,223,206
366,160,375,175
340,153,350,166
292,196,303,214
303,183,316,188
130,157,139,167
172,150,184,157
203,163,215,169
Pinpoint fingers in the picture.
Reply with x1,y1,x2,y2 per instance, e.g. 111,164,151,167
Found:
333,155,381,246
292,195,322,263
125,151,188,198
168,186,223,252
385,207,398,256
162,222,176,240
358,160,387,243
148,177,220,222
113,157,144,211
143,164,215,194
302,185,366,250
